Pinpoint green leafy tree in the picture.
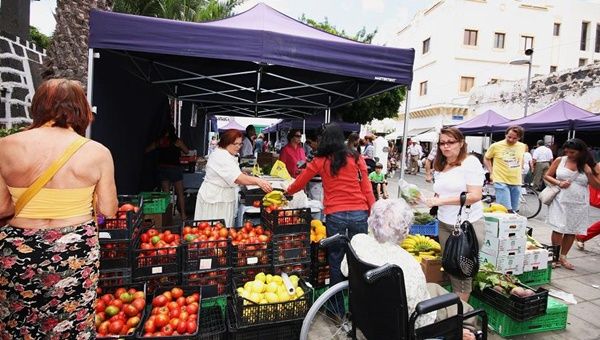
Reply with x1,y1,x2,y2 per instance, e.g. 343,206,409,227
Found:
29,26,51,50
112,0,244,22
300,15,403,124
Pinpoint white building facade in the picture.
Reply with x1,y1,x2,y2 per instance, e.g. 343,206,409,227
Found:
394,0,600,131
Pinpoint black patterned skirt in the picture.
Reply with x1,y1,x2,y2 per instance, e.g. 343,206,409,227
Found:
0,221,99,340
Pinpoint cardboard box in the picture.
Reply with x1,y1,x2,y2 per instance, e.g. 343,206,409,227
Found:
523,249,549,271
144,203,173,227
480,251,524,275
481,235,527,257
484,214,527,238
420,258,447,285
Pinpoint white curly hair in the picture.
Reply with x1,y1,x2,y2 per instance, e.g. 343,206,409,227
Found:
368,199,414,244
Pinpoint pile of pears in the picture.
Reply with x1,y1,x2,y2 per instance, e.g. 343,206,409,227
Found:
237,272,305,305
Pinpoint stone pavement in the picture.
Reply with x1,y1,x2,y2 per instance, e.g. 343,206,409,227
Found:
392,172,600,340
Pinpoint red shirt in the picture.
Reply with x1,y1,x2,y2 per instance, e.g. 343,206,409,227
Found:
279,143,306,178
287,155,375,215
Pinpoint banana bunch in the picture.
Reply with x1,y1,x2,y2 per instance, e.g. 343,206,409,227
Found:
262,190,287,208
401,234,442,263
483,203,509,213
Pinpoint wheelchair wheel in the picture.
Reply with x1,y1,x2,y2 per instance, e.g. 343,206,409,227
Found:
300,281,351,340
519,186,542,219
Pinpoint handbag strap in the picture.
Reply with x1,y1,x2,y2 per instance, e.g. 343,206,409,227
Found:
454,192,471,231
14,136,90,217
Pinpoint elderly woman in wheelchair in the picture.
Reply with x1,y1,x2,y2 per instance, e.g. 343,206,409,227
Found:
338,198,485,340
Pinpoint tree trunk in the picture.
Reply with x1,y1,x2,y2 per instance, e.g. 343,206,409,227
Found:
44,0,112,87
0,0,30,40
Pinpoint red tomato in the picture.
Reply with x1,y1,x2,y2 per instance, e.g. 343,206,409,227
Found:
147,228,159,237
95,300,106,313
176,297,186,307
171,287,184,299
169,318,180,329
186,302,199,314
114,288,127,297
183,226,192,235
162,291,173,301
131,298,145,311
186,320,197,334
169,308,181,319
167,301,179,311
101,294,114,305
162,324,174,336
108,320,125,335
126,316,140,328
98,321,110,335
123,304,138,317
154,314,169,328
252,200,261,208
109,299,123,310
143,320,155,334
176,320,187,334
152,295,168,307
243,221,253,232
158,306,169,315
199,222,209,229
186,295,198,304
179,311,189,321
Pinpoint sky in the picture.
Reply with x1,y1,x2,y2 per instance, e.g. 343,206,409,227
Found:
29,0,436,46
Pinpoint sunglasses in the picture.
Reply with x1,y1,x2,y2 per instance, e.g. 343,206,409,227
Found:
294,134,302,138
438,140,458,147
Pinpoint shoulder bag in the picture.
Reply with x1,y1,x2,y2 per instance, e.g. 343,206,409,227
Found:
442,192,480,279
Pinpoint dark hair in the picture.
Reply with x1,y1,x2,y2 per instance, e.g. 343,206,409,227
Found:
287,129,302,142
505,125,524,139
537,140,545,146
245,124,256,136
562,138,595,174
219,129,243,148
161,124,177,143
375,163,383,169
347,132,360,146
29,78,93,136
315,123,359,176
433,127,468,172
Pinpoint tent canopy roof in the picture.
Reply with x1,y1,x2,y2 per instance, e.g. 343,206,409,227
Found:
494,100,595,132
89,3,415,119
574,114,600,131
455,110,510,134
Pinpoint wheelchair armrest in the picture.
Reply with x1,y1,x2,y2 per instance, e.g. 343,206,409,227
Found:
364,263,401,284
415,293,462,316
319,234,350,248
463,308,488,340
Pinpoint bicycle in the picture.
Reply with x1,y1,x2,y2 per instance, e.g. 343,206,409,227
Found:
300,234,487,340
482,182,542,219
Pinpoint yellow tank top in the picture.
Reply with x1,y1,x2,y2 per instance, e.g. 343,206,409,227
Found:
8,185,95,219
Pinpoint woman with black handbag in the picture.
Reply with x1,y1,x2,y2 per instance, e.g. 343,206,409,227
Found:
426,127,485,302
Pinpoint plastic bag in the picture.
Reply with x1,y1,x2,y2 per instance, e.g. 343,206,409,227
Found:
288,190,309,209
270,160,292,180
399,179,424,206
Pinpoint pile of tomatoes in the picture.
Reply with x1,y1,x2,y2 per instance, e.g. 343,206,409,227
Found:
229,222,272,267
137,227,180,267
102,202,141,229
182,221,230,269
142,287,200,337
95,287,146,337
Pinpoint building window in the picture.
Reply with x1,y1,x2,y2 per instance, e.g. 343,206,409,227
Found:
464,29,478,46
422,38,430,54
419,81,428,96
521,36,534,52
581,21,589,51
595,24,600,53
550,66,557,73
553,23,560,36
579,58,587,67
494,33,505,49
460,76,475,92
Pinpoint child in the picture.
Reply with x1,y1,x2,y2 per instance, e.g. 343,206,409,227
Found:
369,163,389,199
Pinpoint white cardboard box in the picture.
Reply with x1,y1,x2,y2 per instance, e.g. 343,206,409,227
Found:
480,235,527,257
480,251,525,275
484,213,527,238
523,249,550,271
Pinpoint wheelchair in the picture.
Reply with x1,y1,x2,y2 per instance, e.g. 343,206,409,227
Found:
300,234,488,340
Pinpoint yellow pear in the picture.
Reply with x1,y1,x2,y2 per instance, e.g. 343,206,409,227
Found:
255,272,266,283
266,282,279,293
249,292,261,304
251,280,265,294
277,291,290,302
295,287,305,298
265,292,279,303
265,274,273,284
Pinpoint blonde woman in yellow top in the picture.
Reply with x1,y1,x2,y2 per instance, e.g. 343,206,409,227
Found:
0,79,117,339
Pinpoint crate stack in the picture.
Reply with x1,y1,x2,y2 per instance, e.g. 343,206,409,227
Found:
98,194,144,289
140,191,173,228
479,213,528,275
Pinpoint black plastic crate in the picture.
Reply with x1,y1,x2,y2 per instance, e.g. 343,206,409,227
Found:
229,238,271,268
241,188,266,207
231,277,312,327
310,243,328,266
260,207,311,234
198,306,227,340
182,268,230,298
182,219,227,229
227,304,303,339
136,286,201,338
99,239,131,270
472,283,548,321
132,225,182,278
272,232,310,265
272,261,311,281
133,273,181,295
542,243,561,263
98,267,132,290
309,264,330,289
98,194,144,241
231,265,272,286
95,282,147,339
181,219,229,270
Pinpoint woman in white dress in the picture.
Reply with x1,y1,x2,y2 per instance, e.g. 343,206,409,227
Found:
194,129,272,226
545,139,600,270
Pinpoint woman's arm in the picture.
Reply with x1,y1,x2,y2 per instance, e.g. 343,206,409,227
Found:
95,146,118,217
544,158,566,187
286,158,319,194
175,139,190,154
429,185,482,206
234,173,272,193
585,163,600,189
0,173,14,219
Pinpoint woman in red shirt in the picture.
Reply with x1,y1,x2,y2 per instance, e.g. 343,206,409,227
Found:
279,129,306,177
286,123,375,316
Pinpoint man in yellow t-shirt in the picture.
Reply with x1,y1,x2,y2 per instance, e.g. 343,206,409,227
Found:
484,126,526,212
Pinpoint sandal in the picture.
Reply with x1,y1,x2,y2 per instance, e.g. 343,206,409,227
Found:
559,255,575,270
576,240,585,250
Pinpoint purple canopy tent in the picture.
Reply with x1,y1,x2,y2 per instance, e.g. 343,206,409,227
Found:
574,114,600,132
492,100,595,133
218,119,246,132
455,110,510,135
263,115,359,134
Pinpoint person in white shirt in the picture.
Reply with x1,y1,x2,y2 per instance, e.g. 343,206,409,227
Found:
341,199,478,339
425,142,438,183
240,125,256,158
407,140,423,175
373,134,389,174
426,127,485,302
532,140,554,190
522,145,534,185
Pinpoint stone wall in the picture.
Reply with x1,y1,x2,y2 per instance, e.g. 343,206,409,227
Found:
0,31,46,128
468,63,600,119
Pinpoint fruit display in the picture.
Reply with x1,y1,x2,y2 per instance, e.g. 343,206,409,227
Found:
273,232,309,264
474,263,524,295
95,286,146,338
483,203,509,213
261,190,288,211
101,201,141,229
400,234,442,263
182,220,229,270
310,220,326,243
99,240,130,269
133,226,181,277
229,221,272,267
182,268,229,297
140,287,201,337
237,273,305,305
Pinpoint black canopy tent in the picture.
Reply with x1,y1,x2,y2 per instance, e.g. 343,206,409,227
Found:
87,4,415,193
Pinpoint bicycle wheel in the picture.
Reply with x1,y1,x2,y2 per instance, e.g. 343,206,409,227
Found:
300,281,351,340
519,186,542,219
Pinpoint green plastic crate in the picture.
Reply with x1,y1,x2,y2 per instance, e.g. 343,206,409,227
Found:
517,266,552,287
470,295,567,337
141,192,171,214
201,295,227,318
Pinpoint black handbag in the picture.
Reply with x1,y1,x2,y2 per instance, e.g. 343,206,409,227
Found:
442,192,480,279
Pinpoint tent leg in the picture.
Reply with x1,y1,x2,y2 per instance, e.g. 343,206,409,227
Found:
572,130,576,138
399,89,411,191
85,48,95,138
203,113,208,156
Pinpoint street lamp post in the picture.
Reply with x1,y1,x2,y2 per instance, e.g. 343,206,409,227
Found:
510,48,534,117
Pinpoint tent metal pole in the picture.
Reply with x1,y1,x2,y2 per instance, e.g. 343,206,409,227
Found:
85,48,95,138
203,113,208,156
399,90,411,188
572,130,576,138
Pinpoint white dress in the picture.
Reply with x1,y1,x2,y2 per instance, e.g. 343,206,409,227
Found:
194,148,241,226
547,157,589,235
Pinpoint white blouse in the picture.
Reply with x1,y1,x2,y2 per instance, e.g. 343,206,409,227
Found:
198,147,242,203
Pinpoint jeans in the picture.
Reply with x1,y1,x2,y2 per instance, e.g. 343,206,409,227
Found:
326,210,369,316
494,182,521,212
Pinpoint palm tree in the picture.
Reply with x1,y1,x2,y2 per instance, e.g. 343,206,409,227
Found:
112,0,244,22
